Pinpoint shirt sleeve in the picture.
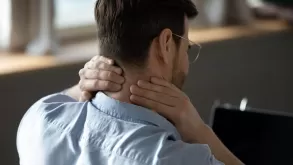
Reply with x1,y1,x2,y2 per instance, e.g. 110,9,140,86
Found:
157,140,224,165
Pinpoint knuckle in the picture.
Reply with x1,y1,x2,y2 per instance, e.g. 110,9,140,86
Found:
78,69,85,77
87,61,94,69
93,62,99,69
84,62,89,68
99,62,107,69
92,55,98,61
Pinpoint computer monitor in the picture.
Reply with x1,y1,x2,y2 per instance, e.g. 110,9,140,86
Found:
210,105,293,165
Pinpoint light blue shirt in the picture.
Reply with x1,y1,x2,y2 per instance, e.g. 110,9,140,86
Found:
17,92,223,165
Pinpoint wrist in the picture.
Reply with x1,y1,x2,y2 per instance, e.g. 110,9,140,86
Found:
190,124,212,143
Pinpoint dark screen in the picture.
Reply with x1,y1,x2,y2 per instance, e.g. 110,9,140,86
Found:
212,108,293,165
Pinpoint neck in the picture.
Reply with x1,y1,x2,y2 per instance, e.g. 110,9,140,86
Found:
104,71,151,104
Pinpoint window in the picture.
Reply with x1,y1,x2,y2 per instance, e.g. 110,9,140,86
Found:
0,0,11,49
247,0,264,8
55,0,97,40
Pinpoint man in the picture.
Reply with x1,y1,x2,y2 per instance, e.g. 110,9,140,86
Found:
17,0,243,164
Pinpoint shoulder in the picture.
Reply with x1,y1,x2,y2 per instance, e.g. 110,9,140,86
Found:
18,93,88,133
17,93,87,157
17,93,91,164
117,127,223,165
25,93,84,121
25,93,78,114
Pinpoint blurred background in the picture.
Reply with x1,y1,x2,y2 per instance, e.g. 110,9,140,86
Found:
0,0,292,165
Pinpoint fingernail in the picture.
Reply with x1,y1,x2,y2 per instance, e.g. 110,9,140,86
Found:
130,85,136,90
137,80,143,86
137,80,147,86
130,95,134,100
78,69,84,76
116,68,123,75
130,95,137,102
137,80,142,85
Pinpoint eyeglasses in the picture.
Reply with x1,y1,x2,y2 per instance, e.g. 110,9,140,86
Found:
172,33,202,64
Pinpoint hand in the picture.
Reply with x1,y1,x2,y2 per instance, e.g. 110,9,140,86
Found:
78,56,125,101
130,78,244,164
130,77,205,143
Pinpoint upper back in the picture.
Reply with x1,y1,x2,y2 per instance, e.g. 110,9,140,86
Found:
17,92,222,165
17,93,177,165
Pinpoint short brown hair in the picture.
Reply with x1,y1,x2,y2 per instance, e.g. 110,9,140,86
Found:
95,0,198,67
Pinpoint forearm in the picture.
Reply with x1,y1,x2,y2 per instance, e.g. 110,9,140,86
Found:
194,125,244,165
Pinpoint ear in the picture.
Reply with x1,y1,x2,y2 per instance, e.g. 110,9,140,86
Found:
158,29,173,65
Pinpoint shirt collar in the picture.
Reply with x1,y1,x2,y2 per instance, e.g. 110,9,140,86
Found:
91,92,181,140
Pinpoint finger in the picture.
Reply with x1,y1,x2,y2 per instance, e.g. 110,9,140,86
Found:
79,91,92,102
82,69,124,84
88,62,122,75
130,85,176,106
130,95,175,120
84,61,91,69
97,62,123,75
92,55,113,65
151,77,181,92
137,80,178,97
79,68,85,78
150,77,172,88
79,79,122,92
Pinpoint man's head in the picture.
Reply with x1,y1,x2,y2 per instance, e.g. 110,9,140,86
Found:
95,0,198,89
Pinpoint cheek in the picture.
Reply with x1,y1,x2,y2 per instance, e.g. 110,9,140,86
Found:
184,54,189,74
